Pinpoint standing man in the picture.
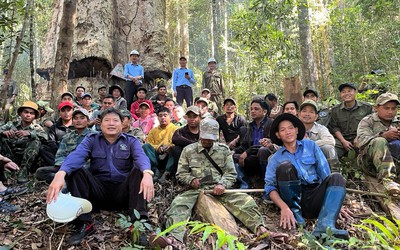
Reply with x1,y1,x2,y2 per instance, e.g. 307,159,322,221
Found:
46,108,154,245
124,50,144,109
202,58,225,112
172,57,195,107
355,93,400,195
328,83,373,158
1,69,18,123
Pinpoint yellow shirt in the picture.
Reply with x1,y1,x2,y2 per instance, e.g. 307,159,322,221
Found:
146,123,178,150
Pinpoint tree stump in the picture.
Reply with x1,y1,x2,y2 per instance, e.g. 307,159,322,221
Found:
194,192,239,236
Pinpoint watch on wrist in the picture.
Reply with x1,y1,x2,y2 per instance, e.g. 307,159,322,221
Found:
143,169,154,176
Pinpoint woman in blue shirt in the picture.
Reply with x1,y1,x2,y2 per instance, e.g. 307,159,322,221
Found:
264,113,349,239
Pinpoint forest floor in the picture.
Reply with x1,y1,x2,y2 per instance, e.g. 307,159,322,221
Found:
0,175,387,250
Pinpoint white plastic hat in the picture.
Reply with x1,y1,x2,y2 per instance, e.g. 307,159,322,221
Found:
47,192,92,223
130,50,140,56
207,57,217,64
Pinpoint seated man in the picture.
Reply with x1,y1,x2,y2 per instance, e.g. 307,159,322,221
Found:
0,154,28,213
0,101,48,183
130,87,154,120
200,88,219,117
46,108,154,245
132,102,158,137
151,118,284,247
171,106,201,177
298,100,340,172
36,109,92,184
39,102,74,166
355,93,400,195
143,107,178,180
172,105,186,127
90,94,115,131
282,101,299,116
95,85,107,107
195,97,212,119
150,84,170,114
120,109,145,143
302,89,330,126
109,85,127,110
265,113,348,239
81,93,100,118
233,99,274,188
328,83,373,158
216,98,247,150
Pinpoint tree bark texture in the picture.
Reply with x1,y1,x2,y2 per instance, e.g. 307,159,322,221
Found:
297,0,318,90
39,0,168,99
29,0,36,101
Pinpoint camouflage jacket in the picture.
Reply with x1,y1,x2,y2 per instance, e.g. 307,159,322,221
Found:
355,112,400,150
54,128,93,167
177,142,237,188
0,121,48,147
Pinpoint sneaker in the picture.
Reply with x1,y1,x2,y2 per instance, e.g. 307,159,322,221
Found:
0,201,20,213
0,186,28,199
67,222,95,245
382,178,400,196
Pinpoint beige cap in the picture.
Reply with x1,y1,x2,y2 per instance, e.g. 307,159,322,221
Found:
300,100,319,112
200,118,219,140
186,106,200,115
376,93,400,106
196,97,209,105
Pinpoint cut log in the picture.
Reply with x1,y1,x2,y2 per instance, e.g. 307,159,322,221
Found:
194,192,239,236
363,175,400,220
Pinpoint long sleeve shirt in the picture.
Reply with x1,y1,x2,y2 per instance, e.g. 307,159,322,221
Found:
132,115,158,135
0,121,48,145
124,63,144,80
177,142,237,188
306,122,335,147
355,112,400,150
146,123,178,150
172,68,195,92
264,140,331,199
130,99,154,120
172,126,199,147
59,132,150,182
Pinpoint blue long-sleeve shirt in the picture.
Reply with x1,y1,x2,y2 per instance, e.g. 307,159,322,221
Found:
124,63,144,81
59,132,151,182
172,68,195,91
264,139,330,198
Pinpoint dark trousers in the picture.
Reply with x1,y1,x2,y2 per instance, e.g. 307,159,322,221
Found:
125,81,140,109
171,146,184,175
39,144,57,166
176,85,193,107
276,161,346,219
35,166,60,184
68,168,147,222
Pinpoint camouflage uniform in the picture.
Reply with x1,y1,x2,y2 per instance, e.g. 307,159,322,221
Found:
125,127,145,144
355,112,399,180
328,101,373,157
0,121,47,172
35,128,93,183
202,70,225,112
166,119,265,242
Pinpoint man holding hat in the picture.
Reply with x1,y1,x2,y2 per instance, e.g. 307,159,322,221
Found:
355,93,400,195
36,109,92,184
265,113,349,239
151,118,283,248
0,101,48,183
298,100,341,172
130,86,154,120
328,83,372,158
202,58,225,112
124,49,144,108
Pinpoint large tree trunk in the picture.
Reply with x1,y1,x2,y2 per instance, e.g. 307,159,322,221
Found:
297,0,318,90
29,0,36,101
51,0,76,108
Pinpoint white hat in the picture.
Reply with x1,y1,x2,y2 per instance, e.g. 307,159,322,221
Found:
207,57,217,64
47,192,92,223
130,50,140,56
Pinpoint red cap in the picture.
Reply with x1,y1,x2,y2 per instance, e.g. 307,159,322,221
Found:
58,101,74,111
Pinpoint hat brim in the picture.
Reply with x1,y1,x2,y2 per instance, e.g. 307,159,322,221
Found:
109,85,125,97
17,106,40,119
223,98,236,106
270,113,306,146
200,132,218,141
338,84,356,91
303,89,318,97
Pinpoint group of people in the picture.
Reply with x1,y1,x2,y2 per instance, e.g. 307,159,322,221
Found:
1,51,400,247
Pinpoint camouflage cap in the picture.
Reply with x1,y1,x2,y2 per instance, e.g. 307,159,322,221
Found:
376,92,400,106
185,106,200,115
36,100,54,113
300,100,319,112
196,97,209,105
120,109,132,118
200,118,219,140
72,108,90,119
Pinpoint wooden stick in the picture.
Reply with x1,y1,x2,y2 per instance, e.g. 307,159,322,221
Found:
204,188,398,199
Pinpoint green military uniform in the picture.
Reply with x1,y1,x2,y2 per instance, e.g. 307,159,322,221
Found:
328,101,373,157
165,118,265,242
0,121,48,174
202,70,225,113
35,127,92,183
208,100,219,117
125,127,145,144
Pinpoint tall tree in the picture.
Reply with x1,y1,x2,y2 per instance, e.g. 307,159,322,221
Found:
29,0,36,100
51,0,76,107
297,0,318,90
